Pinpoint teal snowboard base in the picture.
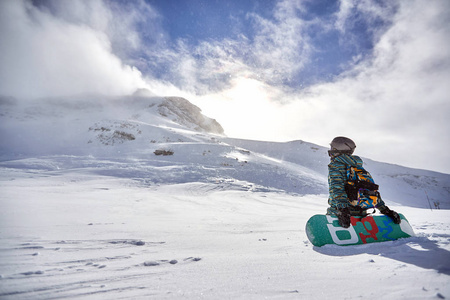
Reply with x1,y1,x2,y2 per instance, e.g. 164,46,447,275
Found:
305,213,415,247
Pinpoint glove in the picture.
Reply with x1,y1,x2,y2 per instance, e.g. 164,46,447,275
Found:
380,207,401,224
336,207,351,228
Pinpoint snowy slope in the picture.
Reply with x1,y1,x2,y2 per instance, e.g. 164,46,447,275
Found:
0,93,449,299
1,94,448,208
223,138,450,209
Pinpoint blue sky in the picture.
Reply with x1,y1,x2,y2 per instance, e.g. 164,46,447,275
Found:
0,0,449,173
123,0,393,91
149,0,270,41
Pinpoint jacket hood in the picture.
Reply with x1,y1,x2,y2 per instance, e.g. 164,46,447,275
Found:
332,154,363,167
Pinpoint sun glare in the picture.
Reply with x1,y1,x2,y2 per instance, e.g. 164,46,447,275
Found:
193,77,286,141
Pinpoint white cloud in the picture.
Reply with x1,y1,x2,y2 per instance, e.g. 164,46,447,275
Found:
0,0,149,99
247,0,312,80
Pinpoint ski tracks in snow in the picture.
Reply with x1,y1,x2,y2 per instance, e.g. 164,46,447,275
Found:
0,239,202,299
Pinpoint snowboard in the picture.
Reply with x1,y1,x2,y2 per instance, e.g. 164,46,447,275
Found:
305,213,415,247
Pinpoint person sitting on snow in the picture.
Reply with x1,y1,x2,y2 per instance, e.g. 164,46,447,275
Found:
327,136,401,228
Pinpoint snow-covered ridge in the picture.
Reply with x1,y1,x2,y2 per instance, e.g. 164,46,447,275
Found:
0,93,449,208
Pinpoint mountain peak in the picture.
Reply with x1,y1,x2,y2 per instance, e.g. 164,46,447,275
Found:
159,97,224,134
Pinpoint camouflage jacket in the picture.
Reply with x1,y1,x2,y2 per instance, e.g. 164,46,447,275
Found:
327,154,387,215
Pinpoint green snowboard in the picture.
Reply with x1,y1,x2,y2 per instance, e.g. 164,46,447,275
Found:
305,213,415,247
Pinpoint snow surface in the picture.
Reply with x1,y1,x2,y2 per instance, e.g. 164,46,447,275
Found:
0,94,449,299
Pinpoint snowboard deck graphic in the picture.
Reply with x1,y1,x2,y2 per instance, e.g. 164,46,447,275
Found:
305,213,415,247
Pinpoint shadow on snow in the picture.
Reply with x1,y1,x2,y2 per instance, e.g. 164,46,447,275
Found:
314,235,450,275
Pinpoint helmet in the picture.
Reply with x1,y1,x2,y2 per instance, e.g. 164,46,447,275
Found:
328,136,356,156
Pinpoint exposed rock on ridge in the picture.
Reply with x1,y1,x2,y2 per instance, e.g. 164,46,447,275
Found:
158,97,224,134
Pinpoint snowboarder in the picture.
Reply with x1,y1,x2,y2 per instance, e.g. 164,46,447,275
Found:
327,136,401,228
